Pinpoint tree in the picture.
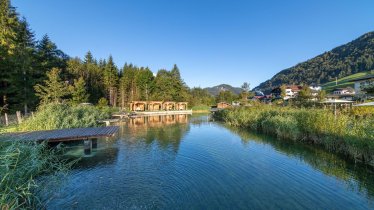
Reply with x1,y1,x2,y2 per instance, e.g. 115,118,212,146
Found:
363,85,374,94
34,68,68,104
0,0,19,111
317,90,327,102
241,82,250,102
216,90,238,103
36,35,68,76
189,87,215,106
151,66,189,102
280,85,287,99
69,77,89,104
298,85,312,104
103,55,119,106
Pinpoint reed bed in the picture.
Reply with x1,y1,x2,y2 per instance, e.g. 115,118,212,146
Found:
18,103,113,131
0,139,75,209
214,106,374,165
0,103,114,208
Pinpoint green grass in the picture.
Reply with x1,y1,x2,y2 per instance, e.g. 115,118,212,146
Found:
321,71,372,93
0,139,76,209
191,105,211,112
0,125,18,134
214,106,374,165
17,103,114,132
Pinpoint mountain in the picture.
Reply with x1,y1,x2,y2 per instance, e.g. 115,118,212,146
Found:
254,31,374,93
204,84,242,96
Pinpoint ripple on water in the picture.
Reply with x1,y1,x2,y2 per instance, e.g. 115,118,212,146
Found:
45,115,374,210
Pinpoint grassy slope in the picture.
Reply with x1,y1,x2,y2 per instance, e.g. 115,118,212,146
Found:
321,71,371,93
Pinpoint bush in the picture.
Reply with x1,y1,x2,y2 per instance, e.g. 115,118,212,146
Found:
18,103,112,131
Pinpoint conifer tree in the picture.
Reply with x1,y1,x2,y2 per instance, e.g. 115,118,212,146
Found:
69,77,89,104
34,68,68,104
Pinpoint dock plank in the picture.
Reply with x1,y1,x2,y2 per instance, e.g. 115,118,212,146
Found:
2,126,119,142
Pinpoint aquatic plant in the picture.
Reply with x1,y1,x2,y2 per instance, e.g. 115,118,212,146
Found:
214,106,374,165
0,139,75,209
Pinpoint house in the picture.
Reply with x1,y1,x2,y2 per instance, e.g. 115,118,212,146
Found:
271,85,303,100
217,102,232,109
309,84,322,91
326,87,356,101
351,74,374,94
332,87,355,95
232,101,241,106
326,94,354,101
309,84,322,97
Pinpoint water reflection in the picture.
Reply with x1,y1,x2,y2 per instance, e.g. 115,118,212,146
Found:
118,114,191,153
47,114,374,209
227,126,374,199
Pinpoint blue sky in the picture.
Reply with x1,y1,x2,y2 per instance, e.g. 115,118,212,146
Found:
13,0,374,88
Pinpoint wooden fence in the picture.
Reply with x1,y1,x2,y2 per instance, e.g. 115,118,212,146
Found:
0,112,33,126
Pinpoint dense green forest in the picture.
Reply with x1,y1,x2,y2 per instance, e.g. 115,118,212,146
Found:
255,31,374,93
0,0,219,113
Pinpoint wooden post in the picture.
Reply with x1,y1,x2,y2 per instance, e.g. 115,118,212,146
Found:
92,138,98,149
31,112,34,118
16,111,22,124
334,103,337,120
4,113,8,126
84,139,92,155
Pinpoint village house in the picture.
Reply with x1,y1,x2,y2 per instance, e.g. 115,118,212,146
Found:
217,102,232,109
324,87,356,101
332,87,355,95
271,85,303,100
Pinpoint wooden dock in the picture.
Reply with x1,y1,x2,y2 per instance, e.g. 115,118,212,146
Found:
2,126,119,142
133,110,192,116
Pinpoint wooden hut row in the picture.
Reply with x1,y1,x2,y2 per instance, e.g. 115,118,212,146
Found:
130,101,188,111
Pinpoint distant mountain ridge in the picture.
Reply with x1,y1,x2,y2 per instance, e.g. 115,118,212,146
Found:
254,31,374,93
204,84,242,96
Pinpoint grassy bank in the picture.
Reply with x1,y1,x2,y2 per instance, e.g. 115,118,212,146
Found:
214,106,374,165
191,105,211,113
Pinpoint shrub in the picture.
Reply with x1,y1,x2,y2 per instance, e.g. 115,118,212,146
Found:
18,103,112,131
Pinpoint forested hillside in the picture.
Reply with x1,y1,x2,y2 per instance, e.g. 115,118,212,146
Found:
255,31,374,93
204,84,242,96
0,0,215,113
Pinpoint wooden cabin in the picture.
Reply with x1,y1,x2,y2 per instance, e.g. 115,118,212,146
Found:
176,102,188,110
163,102,176,110
129,101,189,111
217,102,232,109
148,101,163,111
130,101,147,111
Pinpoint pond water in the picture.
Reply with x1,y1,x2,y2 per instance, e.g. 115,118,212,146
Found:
46,114,374,209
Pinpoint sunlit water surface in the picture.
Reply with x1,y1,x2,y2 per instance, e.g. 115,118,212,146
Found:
45,114,374,209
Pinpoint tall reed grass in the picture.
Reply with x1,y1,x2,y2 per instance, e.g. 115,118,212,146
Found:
1,103,114,208
0,139,75,209
214,106,374,165
18,103,113,131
